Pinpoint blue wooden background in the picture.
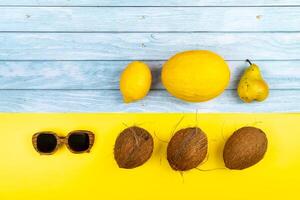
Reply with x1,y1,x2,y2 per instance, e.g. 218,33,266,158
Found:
0,0,299,112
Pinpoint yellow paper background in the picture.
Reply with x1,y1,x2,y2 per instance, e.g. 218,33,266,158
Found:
0,113,299,200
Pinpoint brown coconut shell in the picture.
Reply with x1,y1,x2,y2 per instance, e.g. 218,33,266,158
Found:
114,126,154,169
223,126,268,170
167,127,208,171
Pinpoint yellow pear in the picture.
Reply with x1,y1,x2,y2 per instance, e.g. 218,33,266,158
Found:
237,60,269,103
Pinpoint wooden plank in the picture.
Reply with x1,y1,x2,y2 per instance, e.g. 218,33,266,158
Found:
1,32,300,60
1,7,300,32
0,60,299,90
0,0,300,6
0,89,297,112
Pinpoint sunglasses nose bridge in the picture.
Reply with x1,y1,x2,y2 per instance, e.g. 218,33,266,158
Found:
58,136,66,144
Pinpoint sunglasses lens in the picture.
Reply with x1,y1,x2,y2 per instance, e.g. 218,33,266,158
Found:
68,132,90,152
36,133,57,153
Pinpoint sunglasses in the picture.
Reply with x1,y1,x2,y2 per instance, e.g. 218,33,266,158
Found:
32,130,95,155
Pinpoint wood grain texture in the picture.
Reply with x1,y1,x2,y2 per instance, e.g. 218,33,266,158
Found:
0,0,299,113
1,32,300,60
1,7,300,32
1,0,300,6
0,89,297,112
0,60,299,89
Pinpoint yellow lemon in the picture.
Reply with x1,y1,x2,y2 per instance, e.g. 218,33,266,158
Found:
120,61,152,103
162,50,230,102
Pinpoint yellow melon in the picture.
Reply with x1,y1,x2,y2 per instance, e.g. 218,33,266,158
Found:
161,50,230,102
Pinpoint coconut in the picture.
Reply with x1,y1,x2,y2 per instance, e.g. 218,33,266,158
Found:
167,127,208,171
223,126,268,170
114,126,154,169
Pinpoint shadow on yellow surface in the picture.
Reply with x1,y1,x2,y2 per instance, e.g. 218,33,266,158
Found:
0,113,299,200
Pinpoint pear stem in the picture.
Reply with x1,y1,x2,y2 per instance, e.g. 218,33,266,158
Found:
246,59,253,65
